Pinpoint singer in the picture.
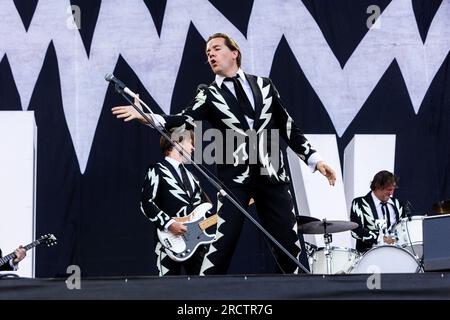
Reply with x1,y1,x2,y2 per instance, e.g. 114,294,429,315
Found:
111,33,336,275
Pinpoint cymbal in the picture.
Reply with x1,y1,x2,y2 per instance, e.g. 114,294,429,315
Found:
298,220,358,234
432,200,450,214
296,215,320,226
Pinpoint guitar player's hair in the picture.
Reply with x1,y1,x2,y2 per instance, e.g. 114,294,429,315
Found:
160,127,194,156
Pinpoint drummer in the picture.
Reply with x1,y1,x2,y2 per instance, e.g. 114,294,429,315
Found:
350,170,410,253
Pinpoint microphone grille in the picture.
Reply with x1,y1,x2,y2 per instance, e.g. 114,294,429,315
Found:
105,73,114,81
197,84,208,92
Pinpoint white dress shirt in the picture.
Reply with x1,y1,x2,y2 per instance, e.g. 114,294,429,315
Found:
164,157,195,192
371,192,397,228
216,68,256,128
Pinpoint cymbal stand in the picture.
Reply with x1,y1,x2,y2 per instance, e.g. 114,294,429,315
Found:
322,219,333,274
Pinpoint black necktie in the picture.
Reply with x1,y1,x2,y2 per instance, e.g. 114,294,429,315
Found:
224,75,255,120
381,202,391,228
179,165,193,196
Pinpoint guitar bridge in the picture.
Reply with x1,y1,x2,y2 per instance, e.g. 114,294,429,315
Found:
164,239,172,248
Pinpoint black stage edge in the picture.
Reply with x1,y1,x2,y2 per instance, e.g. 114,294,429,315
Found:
0,273,450,300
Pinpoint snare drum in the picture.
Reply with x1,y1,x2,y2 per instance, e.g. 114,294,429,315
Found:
392,216,425,259
309,247,360,274
350,245,422,274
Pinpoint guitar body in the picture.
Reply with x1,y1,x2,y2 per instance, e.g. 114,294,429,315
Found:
157,203,217,262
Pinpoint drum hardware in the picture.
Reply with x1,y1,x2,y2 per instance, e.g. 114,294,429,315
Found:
324,224,332,275
391,215,425,261
296,215,320,226
299,219,358,274
405,217,419,259
304,241,318,256
298,220,358,234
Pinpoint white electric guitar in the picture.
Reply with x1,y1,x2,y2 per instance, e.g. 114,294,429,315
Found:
157,203,217,262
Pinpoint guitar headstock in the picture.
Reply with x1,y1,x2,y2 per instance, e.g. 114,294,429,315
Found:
38,234,57,247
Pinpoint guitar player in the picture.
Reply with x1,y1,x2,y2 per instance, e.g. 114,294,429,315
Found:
0,246,26,271
140,126,212,276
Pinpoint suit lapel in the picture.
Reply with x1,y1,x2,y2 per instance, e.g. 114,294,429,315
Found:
160,159,191,201
184,165,200,202
188,169,201,197
392,199,400,221
214,82,250,131
364,192,379,220
161,159,182,185
245,74,263,130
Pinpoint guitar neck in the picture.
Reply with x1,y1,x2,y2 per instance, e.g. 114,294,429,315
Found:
199,214,218,231
0,239,40,267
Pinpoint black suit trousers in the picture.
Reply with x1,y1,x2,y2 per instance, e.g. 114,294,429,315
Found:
201,176,303,275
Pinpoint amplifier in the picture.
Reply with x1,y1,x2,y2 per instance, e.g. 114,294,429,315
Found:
423,214,450,271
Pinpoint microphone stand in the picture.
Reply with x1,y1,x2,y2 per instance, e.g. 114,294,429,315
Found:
112,83,309,274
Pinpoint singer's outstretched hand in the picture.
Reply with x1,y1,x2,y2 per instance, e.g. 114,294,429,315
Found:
111,94,148,123
316,161,336,186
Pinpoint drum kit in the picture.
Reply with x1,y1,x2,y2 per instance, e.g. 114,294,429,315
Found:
298,218,360,274
297,199,450,274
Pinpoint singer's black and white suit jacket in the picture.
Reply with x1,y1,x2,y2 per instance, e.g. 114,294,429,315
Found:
164,73,317,187
161,73,318,274
350,192,407,253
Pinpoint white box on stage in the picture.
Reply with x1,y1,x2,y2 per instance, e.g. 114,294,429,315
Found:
0,111,37,278
287,134,350,248
343,134,396,211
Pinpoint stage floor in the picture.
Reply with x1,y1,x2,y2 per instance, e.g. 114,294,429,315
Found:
1,272,450,300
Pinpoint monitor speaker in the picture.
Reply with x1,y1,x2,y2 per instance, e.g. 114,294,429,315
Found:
423,214,450,271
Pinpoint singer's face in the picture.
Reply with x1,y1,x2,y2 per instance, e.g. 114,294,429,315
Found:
206,37,239,77
374,184,396,202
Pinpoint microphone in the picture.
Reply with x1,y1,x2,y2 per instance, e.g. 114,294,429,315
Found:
197,84,209,92
405,200,413,218
105,73,136,97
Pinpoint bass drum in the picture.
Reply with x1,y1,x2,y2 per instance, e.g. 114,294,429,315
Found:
350,245,422,274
